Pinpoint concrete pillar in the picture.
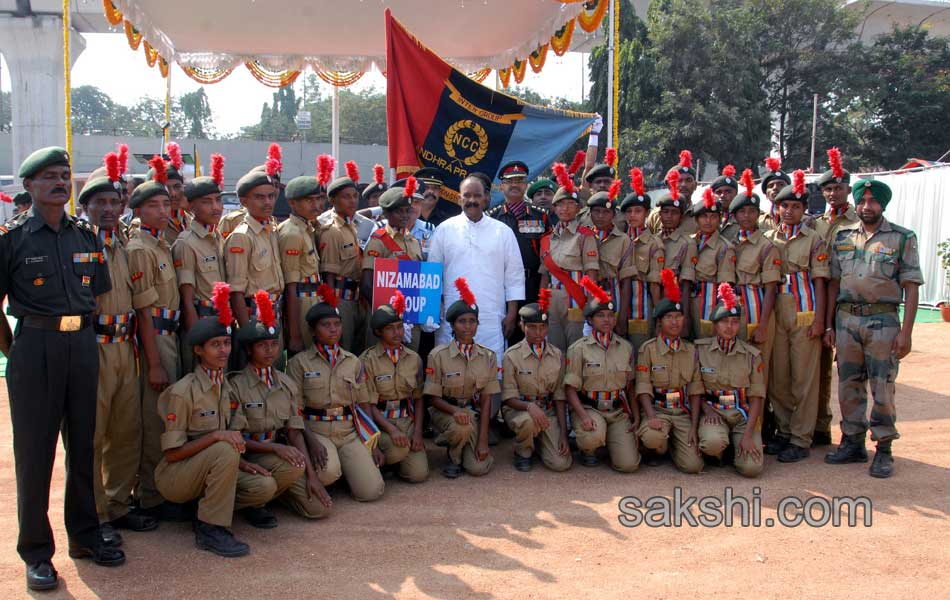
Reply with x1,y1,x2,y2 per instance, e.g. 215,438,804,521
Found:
0,15,85,179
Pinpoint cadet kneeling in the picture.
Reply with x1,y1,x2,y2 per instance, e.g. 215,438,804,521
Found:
695,284,765,477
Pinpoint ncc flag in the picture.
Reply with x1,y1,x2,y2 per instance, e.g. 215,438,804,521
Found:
385,9,596,205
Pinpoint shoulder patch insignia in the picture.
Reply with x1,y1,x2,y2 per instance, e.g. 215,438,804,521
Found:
817,253,829,262
166,413,176,421
425,367,434,375
636,364,649,372
691,256,699,265
587,250,597,257
173,259,183,268
286,249,300,256
657,256,665,264
367,250,380,257
773,258,783,266
229,247,245,254
131,272,144,282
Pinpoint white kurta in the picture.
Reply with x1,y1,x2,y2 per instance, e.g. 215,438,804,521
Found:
427,213,525,367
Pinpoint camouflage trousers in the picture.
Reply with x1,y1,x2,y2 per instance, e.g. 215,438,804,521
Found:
834,309,901,442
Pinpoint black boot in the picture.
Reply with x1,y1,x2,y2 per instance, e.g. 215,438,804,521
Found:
242,506,278,529
194,521,250,557
67,541,126,566
870,441,894,478
99,523,123,548
824,434,868,464
777,444,810,463
764,434,790,455
26,561,58,591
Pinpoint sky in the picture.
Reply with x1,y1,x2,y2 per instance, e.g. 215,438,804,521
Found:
1,33,595,137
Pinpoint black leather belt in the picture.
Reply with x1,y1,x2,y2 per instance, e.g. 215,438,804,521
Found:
22,314,93,332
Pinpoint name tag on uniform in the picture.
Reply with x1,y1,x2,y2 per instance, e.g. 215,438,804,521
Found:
652,365,667,372
199,409,217,417
202,255,217,263
446,371,461,378
25,256,48,264
375,374,392,382
342,242,355,249
518,369,533,375
244,402,264,409
701,367,716,374
304,371,321,378
586,362,601,368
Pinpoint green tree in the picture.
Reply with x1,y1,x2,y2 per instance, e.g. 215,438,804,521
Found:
71,85,131,135
178,88,215,139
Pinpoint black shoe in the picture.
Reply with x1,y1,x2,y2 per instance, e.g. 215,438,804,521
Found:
99,523,123,548
442,462,462,478
26,561,58,591
764,434,790,455
67,543,126,567
514,455,533,472
111,511,160,532
580,452,599,467
811,430,833,447
242,506,278,529
777,444,810,463
194,521,250,558
825,434,868,464
870,444,894,479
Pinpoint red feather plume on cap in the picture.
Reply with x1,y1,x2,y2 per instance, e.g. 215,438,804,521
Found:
267,143,282,164
454,277,477,308
828,147,844,179
703,187,715,209
104,152,121,184
538,288,551,314
0,192,12,204
266,143,283,177
403,175,417,198
373,164,385,186
166,142,184,171
661,268,680,303
317,283,339,308
630,167,645,197
679,150,692,169
793,169,806,197
567,150,586,176
212,281,232,328
254,289,277,329
580,275,611,304
117,144,129,176
740,168,755,198
390,290,406,317
552,162,575,195
317,155,334,187
345,160,359,184
722,164,736,178
149,155,168,184
607,179,621,201
765,156,782,173
605,147,618,169
265,157,280,178
210,153,225,188
665,169,680,201
717,282,737,313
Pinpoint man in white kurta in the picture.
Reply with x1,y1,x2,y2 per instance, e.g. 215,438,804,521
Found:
427,176,525,368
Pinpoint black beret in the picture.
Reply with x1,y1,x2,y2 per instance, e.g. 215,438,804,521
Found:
711,174,738,192
306,301,341,326
655,191,686,210
19,146,70,179
77,176,122,206
184,176,222,201
583,295,616,320
518,302,548,324
552,186,580,205
710,298,742,322
236,171,275,197
773,183,809,205
584,163,615,182
235,318,280,346
285,176,325,201
691,198,722,217
362,182,387,201
391,177,426,196
128,181,169,209
369,303,404,332
445,298,478,324
587,190,618,210
148,164,183,183
816,168,851,187
619,191,651,212
653,297,684,321
761,170,791,193
327,176,357,198
187,316,232,347
729,191,761,213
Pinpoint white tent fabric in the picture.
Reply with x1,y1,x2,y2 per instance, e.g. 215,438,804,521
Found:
112,0,586,73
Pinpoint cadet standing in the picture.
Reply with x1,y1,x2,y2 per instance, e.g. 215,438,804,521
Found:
654,176,697,336
502,289,572,472
587,181,632,335
1,147,123,590
824,179,922,478
688,189,736,339
147,142,190,247
620,169,665,353
759,157,790,233
647,152,698,237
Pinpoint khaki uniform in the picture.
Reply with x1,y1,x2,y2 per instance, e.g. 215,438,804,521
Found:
623,228,665,350
647,207,698,236
501,341,572,472
361,226,423,349
539,222,599,352
812,206,860,437
635,337,705,473
695,338,766,477
277,214,322,351
318,212,366,353
424,341,500,475
172,219,224,373
765,225,830,448
227,367,327,518
93,229,141,522
733,228,782,380
659,229,696,283
758,210,779,234
565,334,639,472
360,344,429,482
218,207,247,240
287,346,385,501
154,369,277,527
831,219,923,442
688,231,736,339
128,228,182,509
595,227,634,307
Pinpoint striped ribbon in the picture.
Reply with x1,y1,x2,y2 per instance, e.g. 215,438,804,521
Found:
551,270,584,308
630,279,651,320
627,226,645,241
522,394,554,410
695,281,717,320
707,388,748,420
457,341,475,360
594,330,612,350
717,337,737,354
380,399,413,420
780,271,816,313
696,233,712,254
317,344,341,369
595,228,611,242
243,430,276,442
662,336,682,352
150,307,181,320
335,277,360,301
72,252,105,263
352,404,380,449
97,227,114,250
654,387,687,409
385,346,401,365
827,205,848,218
298,274,322,297
737,284,764,324
97,312,133,325
171,209,187,233
736,229,753,244
602,277,620,309
586,389,625,401
303,412,351,422
530,342,546,360
204,368,224,386
779,223,803,240
96,333,132,344
254,366,275,388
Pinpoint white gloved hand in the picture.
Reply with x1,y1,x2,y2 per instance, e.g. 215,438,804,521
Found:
591,113,604,134
403,322,413,344
421,315,440,333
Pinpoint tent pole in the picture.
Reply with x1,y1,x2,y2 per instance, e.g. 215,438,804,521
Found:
606,0,615,149
332,84,340,171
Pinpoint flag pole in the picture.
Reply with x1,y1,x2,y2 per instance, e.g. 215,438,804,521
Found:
606,0,615,149
332,84,340,173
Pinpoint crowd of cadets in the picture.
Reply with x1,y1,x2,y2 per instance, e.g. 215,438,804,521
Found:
3,135,921,576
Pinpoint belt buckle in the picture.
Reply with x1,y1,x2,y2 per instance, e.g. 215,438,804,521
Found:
665,391,681,403
718,394,735,404
325,406,344,418
596,397,613,411
60,315,82,332
385,400,401,413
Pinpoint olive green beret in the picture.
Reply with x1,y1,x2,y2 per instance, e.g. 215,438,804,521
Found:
552,186,580,205
584,163,615,182
236,171,275,197
128,181,169,209
518,302,548,324
285,176,325,201
77,176,122,206
817,168,851,187
235,318,280,346
583,295,616,320
526,178,556,199
327,176,357,198
18,146,70,179
184,176,222,201
653,297,684,322
729,191,761,213
378,187,411,212
369,303,404,332
710,298,742,323
187,315,232,347
852,179,891,209
619,191,651,212
361,182,387,201
587,190,618,210
147,164,183,182
445,298,478,324
13,191,31,206
306,301,341,326
390,177,426,199
773,182,809,205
